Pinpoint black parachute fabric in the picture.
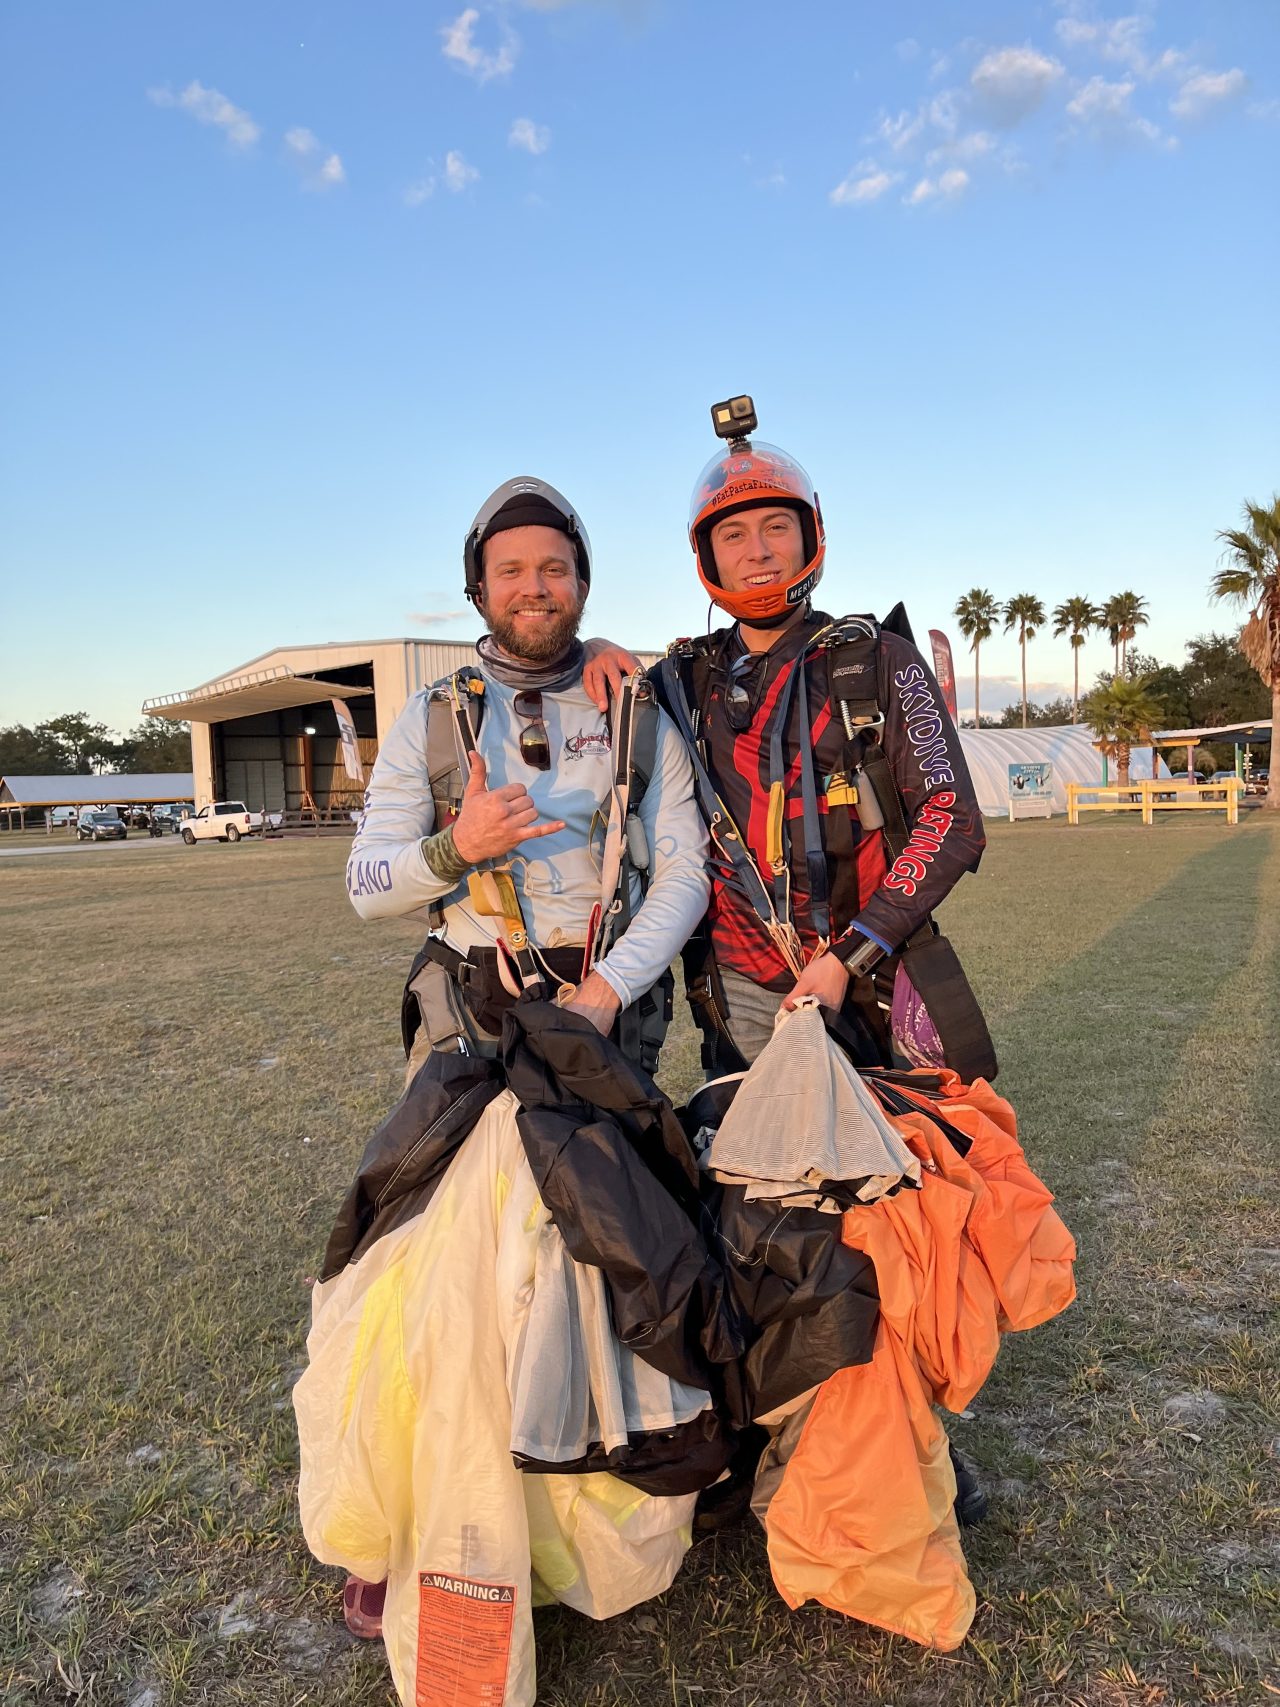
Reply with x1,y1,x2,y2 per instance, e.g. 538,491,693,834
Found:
316,997,881,1492
320,1049,502,1281
502,1001,880,1434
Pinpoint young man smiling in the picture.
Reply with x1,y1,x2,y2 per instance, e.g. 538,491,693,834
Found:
347,474,708,1068
648,413,988,1076
337,475,708,1641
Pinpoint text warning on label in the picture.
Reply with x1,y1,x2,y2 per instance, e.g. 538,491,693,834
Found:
416,1572,517,1707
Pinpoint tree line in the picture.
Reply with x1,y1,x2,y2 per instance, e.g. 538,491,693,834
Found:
955,496,1278,811
952,589,1152,728
0,712,192,777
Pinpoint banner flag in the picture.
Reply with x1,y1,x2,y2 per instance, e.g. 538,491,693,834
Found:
332,698,365,784
928,629,958,721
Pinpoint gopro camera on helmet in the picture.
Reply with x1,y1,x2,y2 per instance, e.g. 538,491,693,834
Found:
710,395,758,447
689,395,827,625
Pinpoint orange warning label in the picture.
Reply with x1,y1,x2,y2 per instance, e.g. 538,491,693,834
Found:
416,1572,517,1707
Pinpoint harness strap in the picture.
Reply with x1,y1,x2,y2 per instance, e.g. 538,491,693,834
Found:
590,672,642,966
658,653,803,976
766,656,804,939
439,671,546,991
795,661,830,945
858,737,912,859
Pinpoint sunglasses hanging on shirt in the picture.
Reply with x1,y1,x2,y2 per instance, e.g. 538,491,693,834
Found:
514,689,551,771
723,651,768,733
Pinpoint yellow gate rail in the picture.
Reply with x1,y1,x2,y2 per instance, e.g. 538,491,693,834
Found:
1067,779,1242,826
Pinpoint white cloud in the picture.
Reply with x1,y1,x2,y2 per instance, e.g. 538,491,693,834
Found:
875,107,927,152
906,168,969,204
971,46,1065,123
830,162,901,205
928,90,961,135
926,129,997,166
1171,68,1248,120
1053,6,1204,81
872,92,960,154
1055,12,1151,72
404,174,436,205
147,80,260,149
1065,73,1174,145
508,117,551,154
441,8,518,81
1146,46,1193,79
757,168,787,190
410,608,470,624
1067,74,1137,121
443,149,480,192
283,125,345,189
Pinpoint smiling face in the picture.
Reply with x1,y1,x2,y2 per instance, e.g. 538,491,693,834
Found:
708,504,806,596
478,524,586,663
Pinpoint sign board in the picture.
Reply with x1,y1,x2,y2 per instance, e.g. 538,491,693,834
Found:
331,698,365,785
928,629,958,721
1008,761,1053,820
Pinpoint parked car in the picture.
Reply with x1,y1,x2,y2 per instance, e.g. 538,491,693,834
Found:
1198,769,1241,801
49,806,79,828
77,808,127,841
1247,768,1269,796
180,802,267,844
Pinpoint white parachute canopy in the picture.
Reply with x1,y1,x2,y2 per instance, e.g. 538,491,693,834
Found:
956,725,1167,816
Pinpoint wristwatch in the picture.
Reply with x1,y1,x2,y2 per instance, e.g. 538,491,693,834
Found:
837,931,886,979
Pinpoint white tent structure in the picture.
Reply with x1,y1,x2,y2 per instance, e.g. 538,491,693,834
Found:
955,726,1165,816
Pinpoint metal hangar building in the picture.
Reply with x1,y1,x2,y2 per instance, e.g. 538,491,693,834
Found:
143,638,480,814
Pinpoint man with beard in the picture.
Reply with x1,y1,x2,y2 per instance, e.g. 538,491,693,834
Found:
346,474,708,1079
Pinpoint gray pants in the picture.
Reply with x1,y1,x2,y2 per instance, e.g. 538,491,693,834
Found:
716,967,785,1068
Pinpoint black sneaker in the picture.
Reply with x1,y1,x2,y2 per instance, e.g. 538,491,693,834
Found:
949,1442,990,1528
693,1425,767,1537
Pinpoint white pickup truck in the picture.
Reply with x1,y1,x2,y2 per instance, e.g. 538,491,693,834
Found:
180,801,268,844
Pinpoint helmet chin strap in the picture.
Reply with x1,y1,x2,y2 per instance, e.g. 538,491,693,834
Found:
718,596,811,632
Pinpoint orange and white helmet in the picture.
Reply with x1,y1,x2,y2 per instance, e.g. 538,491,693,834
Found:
688,438,825,624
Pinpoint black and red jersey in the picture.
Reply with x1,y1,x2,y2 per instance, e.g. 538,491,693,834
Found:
664,612,985,994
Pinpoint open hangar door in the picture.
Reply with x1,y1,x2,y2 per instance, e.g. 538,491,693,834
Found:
223,735,287,814
210,675,378,814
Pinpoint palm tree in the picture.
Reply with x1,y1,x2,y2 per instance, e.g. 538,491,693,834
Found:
1052,597,1100,723
1082,676,1165,786
952,588,999,726
1003,594,1046,730
1212,495,1280,812
1100,591,1149,674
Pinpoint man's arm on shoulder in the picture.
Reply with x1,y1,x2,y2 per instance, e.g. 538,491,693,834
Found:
593,708,709,1008
845,634,985,953
345,693,461,921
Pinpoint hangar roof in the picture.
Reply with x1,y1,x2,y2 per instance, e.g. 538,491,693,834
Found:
1151,720,1272,746
142,666,375,724
1,774,195,807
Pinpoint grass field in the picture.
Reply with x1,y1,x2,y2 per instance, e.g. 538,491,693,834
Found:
2,817,1278,1707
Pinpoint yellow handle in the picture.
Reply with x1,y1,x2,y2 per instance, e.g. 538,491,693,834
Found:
766,781,786,871
825,771,859,809
467,869,527,946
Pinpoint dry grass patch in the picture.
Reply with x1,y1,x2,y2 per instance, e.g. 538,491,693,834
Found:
2,820,1277,1704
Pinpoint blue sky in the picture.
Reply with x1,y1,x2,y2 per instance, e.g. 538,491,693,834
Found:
2,0,1277,730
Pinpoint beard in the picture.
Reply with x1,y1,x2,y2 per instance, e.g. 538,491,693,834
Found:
483,595,585,664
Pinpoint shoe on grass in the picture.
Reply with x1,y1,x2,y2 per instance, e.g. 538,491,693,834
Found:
343,1574,387,1639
